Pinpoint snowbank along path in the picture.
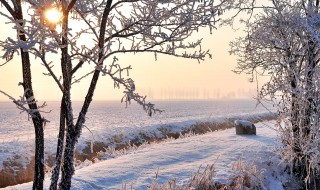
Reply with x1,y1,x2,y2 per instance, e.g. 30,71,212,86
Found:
6,121,282,190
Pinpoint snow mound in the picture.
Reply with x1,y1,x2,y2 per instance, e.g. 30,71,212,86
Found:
234,120,254,128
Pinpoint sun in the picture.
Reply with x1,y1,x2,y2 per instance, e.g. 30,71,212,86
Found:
44,8,62,24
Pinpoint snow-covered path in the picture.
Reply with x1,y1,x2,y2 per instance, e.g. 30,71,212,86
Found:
6,121,282,190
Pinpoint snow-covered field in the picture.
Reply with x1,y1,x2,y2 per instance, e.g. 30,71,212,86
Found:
5,120,292,190
0,100,274,172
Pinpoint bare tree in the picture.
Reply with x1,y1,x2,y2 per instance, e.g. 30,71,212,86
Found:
0,0,225,189
0,0,46,189
230,0,320,188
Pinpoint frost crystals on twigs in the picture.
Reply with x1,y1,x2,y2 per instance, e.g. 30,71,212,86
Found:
97,56,163,116
0,88,50,121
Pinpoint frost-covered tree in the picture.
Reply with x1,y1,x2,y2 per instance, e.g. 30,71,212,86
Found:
0,0,226,189
230,0,320,188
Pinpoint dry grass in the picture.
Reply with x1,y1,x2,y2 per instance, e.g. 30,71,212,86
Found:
121,158,264,190
145,164,222,190
228,158,264,190
0,155,35,188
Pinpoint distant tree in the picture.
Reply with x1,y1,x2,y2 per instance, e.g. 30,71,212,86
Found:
230,0,320,188
0,0,225,189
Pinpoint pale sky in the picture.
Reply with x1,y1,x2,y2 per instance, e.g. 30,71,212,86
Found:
0,7,259,101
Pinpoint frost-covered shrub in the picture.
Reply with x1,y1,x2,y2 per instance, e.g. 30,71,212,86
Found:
135,159,266,190
146,164,218,190
229,157,264,190
230,0,320,188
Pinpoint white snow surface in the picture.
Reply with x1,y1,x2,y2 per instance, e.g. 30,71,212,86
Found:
234,119,254,128
0,100,275,171
5,121,289,190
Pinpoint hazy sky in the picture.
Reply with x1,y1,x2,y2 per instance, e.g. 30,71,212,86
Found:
0,6,259,101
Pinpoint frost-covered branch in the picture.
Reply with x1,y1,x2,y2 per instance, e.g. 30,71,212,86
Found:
72,70,95,84
97,56,163,115
0,89,51,119
31,48,64,91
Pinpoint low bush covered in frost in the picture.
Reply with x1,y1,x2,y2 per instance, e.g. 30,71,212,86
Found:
121,156,294,190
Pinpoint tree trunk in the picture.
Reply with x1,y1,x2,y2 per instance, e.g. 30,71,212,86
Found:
14,1,45,189
303,41,316,137
50,96,66,190
59,128,77,190
301,39,318,187
285,50,305,178
58,1,113,189
290,76,303,177
57,2,77,188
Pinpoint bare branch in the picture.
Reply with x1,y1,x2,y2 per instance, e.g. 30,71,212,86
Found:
66,0,78,13
0,0,16,18
31,48,64,92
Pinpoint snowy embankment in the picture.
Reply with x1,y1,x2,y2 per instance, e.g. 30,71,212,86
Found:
0,111,276,188
6,120,292,190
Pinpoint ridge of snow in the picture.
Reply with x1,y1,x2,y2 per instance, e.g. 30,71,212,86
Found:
5,121,292,190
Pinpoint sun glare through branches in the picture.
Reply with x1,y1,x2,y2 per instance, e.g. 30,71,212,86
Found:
44,8,61,24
